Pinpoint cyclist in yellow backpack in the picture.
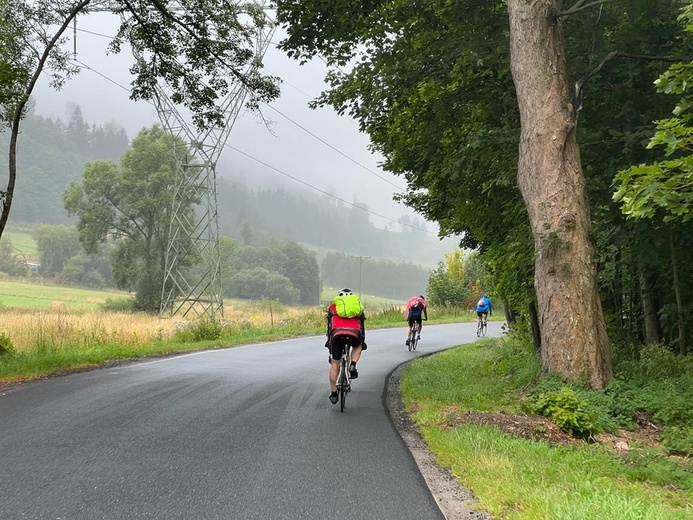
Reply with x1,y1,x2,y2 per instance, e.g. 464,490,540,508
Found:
325,288,366,404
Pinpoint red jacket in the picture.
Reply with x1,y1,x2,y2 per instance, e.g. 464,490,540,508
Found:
327,302,365,338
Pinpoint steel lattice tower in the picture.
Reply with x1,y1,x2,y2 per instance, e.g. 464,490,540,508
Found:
123,2,276,319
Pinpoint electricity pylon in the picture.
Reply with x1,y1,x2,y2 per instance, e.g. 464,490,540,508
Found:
123,3,276,319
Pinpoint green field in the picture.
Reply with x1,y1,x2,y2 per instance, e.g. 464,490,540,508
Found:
0,278,126,311
0,228,38,259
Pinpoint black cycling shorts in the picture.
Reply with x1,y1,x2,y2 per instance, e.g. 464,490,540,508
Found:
329,330,362,361
477,311,488,319
408,315,423,327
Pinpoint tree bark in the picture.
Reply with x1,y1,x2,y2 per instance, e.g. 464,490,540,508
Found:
638,264,660,345
528,300,541,353
668,230,687,355
508,0,612,389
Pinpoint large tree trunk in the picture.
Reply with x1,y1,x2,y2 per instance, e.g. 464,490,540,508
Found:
508,0,612,389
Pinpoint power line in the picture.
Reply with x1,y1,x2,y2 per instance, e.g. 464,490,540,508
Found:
73,25,407,193
225,144,433,234
66,58,434,234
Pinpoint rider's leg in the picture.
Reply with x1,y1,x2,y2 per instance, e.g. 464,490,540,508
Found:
329,359,339,392
350,345,362,365
349,345,362,378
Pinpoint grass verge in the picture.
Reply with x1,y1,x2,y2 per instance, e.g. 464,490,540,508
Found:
400,337,692,520
0,302,476,386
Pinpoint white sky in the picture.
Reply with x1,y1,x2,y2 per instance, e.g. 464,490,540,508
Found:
30,11,451,241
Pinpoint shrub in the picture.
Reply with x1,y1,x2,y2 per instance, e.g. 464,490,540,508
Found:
188,316,223,341
529,386,599,439
0,331,15,356
99,297,135,313
661,426,693,457
639,343,686,379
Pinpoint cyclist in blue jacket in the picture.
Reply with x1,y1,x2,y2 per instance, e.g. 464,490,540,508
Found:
476,294,493,321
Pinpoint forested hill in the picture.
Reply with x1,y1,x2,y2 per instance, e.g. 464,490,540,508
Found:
2,107,454,267
216,179,451,266
3,107,129,224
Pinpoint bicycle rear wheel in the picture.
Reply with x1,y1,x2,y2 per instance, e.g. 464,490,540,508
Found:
481,319,487,337
412,324,419,351
339,360,348,412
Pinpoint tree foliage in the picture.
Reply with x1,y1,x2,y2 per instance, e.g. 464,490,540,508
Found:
0,0,281,244
275,0,693,386
63,125,196,311
614,5,693,223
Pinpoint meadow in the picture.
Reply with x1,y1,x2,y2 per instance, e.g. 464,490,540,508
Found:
0,277,471,383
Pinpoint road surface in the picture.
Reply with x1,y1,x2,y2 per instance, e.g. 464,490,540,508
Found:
1,321,502,519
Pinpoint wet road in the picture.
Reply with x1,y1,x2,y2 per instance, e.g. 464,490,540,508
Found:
1,321,502,519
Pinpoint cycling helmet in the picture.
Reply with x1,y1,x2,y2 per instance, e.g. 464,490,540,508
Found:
419,295,426,299
338,288,353,296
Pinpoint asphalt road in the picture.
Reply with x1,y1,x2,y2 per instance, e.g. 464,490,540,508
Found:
1,321,502,519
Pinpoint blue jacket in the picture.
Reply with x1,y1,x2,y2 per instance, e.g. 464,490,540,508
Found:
476,296,493,313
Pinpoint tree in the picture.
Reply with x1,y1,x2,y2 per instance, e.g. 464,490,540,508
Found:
0,238,27,276
614,4,693,224
1,0,280,244
63,125,196,311
271,240,320,305
32,224,80,277
275,0,621,387
507,0,612,387
613,3,693,354
226,267,299,305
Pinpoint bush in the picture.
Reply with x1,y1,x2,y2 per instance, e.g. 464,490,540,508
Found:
99,297,135,312
188,316,223,341
529,386,599,439
639,343,687,379
0,331,15,356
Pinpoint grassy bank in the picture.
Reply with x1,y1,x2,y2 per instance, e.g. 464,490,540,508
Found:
0,283,474,384
400,337,693,519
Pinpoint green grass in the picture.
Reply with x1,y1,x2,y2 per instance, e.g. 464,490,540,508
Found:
0,278,125,310
400,338,693,519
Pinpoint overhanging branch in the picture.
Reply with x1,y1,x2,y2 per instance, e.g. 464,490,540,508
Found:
558,0,614,19
573,51,693,111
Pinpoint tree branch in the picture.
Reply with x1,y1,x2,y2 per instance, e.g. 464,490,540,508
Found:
558,0,614,18
573,51,693,111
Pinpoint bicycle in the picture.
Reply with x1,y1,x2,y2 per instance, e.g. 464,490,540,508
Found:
331,332,359,412
408,321,420,351
476,313,488,337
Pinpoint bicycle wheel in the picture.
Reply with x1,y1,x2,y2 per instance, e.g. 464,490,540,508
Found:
339,359,348,412
412,324,419,351
482,319,487,337
476,320,482,337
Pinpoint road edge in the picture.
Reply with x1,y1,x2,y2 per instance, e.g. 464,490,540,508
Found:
384,360,491,520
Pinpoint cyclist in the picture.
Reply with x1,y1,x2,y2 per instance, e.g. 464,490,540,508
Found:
404,295,428,346
325,288,366,404
476,294,493,326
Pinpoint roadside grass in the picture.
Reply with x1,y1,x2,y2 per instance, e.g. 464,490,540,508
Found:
400,337,693,519
0,279,473,384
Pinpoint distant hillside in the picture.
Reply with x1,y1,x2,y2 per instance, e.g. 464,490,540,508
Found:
3,106,456,268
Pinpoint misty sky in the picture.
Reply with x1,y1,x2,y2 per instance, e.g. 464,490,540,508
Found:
30,11,456,246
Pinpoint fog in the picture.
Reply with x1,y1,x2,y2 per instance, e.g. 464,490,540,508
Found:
31,12,453,241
